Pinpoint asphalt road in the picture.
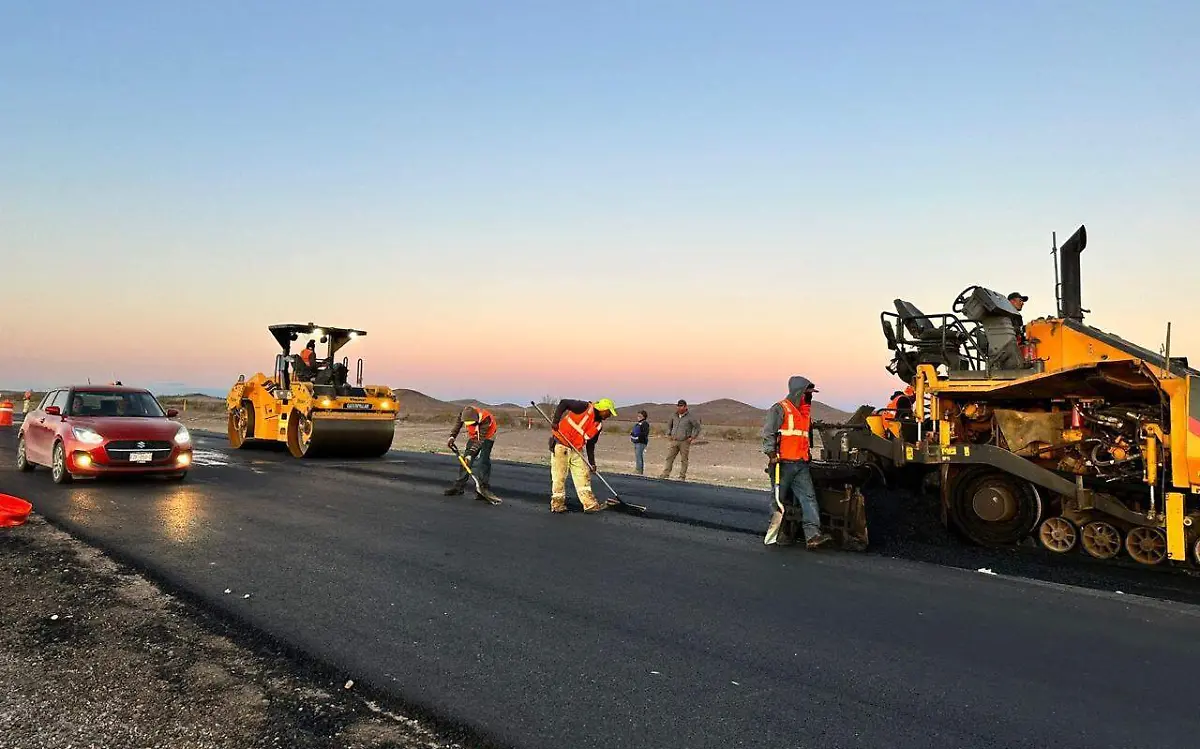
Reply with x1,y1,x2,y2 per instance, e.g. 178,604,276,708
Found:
4,421,1200,748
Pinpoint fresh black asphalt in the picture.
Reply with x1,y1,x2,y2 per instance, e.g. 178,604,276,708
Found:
4,422,1200,748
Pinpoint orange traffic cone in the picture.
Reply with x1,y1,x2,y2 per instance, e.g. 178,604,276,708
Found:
0,494,32,527
0,400,13,428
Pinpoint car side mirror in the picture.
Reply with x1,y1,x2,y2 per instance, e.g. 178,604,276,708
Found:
45,406,61,416
166,408,179,418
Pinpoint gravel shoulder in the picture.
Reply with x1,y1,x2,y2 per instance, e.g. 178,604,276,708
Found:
0,515,464,749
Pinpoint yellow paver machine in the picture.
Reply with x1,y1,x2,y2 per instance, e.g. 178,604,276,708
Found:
815,225,1200,567
226,323,398,458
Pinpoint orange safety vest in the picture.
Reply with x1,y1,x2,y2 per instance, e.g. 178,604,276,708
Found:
556,404,600,451
776,398,811,461
881,386,915,428
300,348,315,366
466,407,498,441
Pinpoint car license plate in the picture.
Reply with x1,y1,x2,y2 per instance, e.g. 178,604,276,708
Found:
130,452,153,463
344,402,371,410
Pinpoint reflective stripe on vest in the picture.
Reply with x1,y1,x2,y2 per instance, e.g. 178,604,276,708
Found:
557,405,599,451
777,399,811,461
466,407,498,440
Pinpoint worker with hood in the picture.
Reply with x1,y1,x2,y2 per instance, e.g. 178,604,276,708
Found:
760,376,833,549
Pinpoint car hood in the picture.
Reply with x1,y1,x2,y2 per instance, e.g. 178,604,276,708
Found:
68,417,185,441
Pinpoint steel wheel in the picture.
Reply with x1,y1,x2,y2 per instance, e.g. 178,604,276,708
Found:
1125,527,1167,565
1037,516,1077,553
949,468,1043,547
16,435,34,472
228,404,253,448
297,413,313,455
287,411,315,458
1193,536,1200,566
51,442,73,485
1081,521,1121,559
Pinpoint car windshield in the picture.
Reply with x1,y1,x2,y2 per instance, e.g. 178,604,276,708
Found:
68,391,166,418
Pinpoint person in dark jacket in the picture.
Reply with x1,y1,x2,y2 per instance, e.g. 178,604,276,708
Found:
630,410,650,474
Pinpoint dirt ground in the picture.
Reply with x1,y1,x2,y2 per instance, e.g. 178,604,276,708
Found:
183,415,789,490
0,515,463,749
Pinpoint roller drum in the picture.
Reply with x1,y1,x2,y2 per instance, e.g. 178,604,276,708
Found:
289,414,395,458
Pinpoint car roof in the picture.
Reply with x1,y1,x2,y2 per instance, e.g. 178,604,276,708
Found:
52,385,152,394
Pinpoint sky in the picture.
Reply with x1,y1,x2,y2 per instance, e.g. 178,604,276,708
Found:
3,1,1198,411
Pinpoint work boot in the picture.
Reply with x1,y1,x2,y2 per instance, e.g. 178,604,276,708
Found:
550,498,567,513
582,499,608,513
805,532,834,549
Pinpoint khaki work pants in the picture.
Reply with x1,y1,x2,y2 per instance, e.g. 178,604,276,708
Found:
659,439,691,480
550,444,601,511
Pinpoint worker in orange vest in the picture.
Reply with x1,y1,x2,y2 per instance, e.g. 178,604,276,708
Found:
879,385,915,434
547,398,618,513
22,390,33,414
761,376,833,549
444,405,500,501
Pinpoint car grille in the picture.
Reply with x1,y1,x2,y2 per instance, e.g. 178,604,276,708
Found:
107,440,172,451
105,440,174,464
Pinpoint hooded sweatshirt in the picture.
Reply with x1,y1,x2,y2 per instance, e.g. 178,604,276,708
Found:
761,375,814,456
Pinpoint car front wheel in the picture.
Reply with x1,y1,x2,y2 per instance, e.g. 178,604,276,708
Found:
51,442,74,484
16,435,34,472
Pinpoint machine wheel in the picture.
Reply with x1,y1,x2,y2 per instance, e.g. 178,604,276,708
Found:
16,435,34,472
1124,527,1167,565
1080,521,1122,559
51,442,74,485
1193,535,1200,566
948,468,1043,547
287,411,315,458
228,403,254,448
1037,516,1077,553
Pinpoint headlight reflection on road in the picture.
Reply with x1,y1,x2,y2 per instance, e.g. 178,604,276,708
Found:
157,488,207,544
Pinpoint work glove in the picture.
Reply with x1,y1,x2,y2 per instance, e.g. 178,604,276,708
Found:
447,437,457,449
465,439,481,458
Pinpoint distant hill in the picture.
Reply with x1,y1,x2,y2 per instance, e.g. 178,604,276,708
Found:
143,386,853,426
616,398,851,427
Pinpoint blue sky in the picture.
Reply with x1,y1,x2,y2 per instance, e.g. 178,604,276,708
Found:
2,1,1197,410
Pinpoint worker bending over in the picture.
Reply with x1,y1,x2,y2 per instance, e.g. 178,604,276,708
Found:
445,405,500,502
761,376,833,549
548,398,618,513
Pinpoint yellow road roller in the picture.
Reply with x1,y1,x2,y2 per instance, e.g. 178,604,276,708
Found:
226,323,398,458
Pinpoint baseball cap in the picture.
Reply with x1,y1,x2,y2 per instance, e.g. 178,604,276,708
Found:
1007,292,1028,302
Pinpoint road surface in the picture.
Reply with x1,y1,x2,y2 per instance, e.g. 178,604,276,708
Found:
3,422,1200,748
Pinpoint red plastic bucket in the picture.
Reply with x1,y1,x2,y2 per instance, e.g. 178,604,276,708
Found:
0,494,33,527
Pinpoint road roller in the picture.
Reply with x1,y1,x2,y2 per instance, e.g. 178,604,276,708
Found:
815,224,1200,568
226,323,398,458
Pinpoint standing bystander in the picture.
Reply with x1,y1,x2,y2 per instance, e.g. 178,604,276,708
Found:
658,400,701,480
630,410,650,474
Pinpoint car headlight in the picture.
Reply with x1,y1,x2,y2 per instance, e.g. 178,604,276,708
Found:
71,426,105,445
174,426,191,445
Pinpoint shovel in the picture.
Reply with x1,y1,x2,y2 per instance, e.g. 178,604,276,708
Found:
530,401,646,514
764,459,786,545
449,443,502,505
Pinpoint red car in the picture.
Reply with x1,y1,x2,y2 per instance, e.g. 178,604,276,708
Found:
16,385,193,483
